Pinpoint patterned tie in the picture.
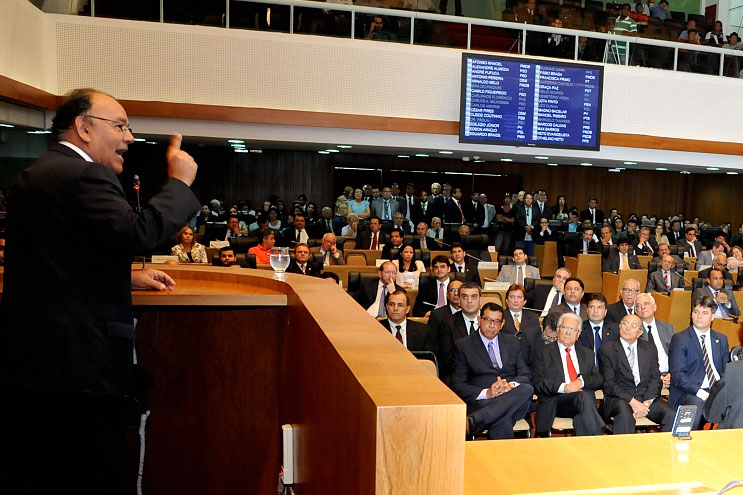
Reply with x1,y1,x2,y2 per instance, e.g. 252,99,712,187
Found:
621,254,629,270
487,341,500,370
714,291,729,317
457,201,466,223
700,335,717,386
371,232,378,250
377,286,388,317
395,325,403,344
300,263,306,274
627,345,635,368
421,238,427,250
384,201,390,220
664,271,670,290
437,282,445,306
514,313,521,331
565,348,578,382
689,243,696,257
516,266,523,286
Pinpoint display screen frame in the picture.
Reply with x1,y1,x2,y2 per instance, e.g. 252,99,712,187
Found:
459,52,604,151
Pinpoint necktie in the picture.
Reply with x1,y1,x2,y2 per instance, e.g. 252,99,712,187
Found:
621,254,629,270
551,292,561,308
296,229,302,243
628,307,634,315
487,341,499,369
647,324,654,344
435,228,440,238
591,209,595,223
458,266,463,273
689,243,696,257
565,348,578,382
627,345,635,368
700,335,717,386
326,220,332,232
324,251,330,266
377,286,388,317
384,201,390,220
714,291,729,316
583,241,588,254
371,232,378,250
514,313,521,331
594,326,602,351
300,263,306,274
573,305,578,314
437,282,445,306
516,266,524,286
421,238,427,250
457,201,466,223
469,320,476,335
395,325,403,344
664,271,670,290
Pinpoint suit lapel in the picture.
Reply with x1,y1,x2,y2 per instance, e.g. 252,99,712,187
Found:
472,333,495,370
616,342,633,376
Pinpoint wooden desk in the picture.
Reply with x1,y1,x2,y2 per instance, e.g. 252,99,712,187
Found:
653,290,692,332
344,249,384,266
602,269,648,304
538,241,559,278
564,254,602,293
465,430,743,494
638,254,652,268
130,265,463,495
711,318,742,348
685,270,699,287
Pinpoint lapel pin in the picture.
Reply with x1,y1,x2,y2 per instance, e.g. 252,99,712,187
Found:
715,339,720,344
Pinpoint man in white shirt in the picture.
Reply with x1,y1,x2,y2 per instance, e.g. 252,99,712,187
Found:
353,261,402,317
548,277,587,321
427,217,444,239
341,213,359,238
635,293,673,389
379,291,434,352
497,247,540,284
532,267,570,316
691,268,740,317
646,254,684,293
607,278,642,323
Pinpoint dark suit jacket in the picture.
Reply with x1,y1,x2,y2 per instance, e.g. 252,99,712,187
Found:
411,236,438,251
514,204,540,241
528,284,558,312
639,319,674,356
353,278,404,310
428,304,457,366
534,228,556,245
676,239,703,257
667,230,683,245
444,199,467,224
451,331,531,404
452,259,481,286
381,242,405,261
646,270,684,293
379,319,435,352
314,218,342,237
1,143,200,394
501,309,541,338
691,287,740,316
356,230,388,250
286,259,322,276
669,327,729,408
531,342,602,430
606,301,635,323
519,326,546,367
697,267,733,281
572,238,600,256
577,320,620,357
705,360,743,429
548,301,588,321
580,208,605,224
439,311,480,383
602,251,642,272
412,277,450,317
598,339,663,405
370,198,401,220
634,239,659,256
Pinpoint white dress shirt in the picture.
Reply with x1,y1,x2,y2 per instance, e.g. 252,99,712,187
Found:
387,318,407,348
556,342,583,392
620,338,641,386
644,318,669,373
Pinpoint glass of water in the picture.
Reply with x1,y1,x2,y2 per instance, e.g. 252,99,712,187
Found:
270,246,290,280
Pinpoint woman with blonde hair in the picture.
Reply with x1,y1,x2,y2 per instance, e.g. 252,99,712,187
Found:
171,225,208,263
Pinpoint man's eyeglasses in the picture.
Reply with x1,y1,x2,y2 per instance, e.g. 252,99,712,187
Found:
620,321,642,330
558,325,580,333
87,115,133,135
622,288,640,293
480,317,502,325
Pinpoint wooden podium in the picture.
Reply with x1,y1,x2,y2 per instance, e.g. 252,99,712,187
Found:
602,269,648,304
564,254,602,293
131,265,464,495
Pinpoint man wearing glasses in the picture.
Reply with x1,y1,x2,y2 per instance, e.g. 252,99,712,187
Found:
599,314,675,433
1,89,200,492
531,312,605,437
607,278,641,323
451,303,533,440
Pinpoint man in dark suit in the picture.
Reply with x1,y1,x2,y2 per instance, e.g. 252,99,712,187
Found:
379,291,435,352
635,293,674,389
607,278,642,323
444,187,468,224
462,191,485,230
279,212,310,247
705,359,743,429
573,227,599,256
1,89,200,493
381,228,405,260
521,314,558,367
598,314,675,434
578,293,619,367
646,254,685,293
439,282,483,383
428,280,463,367
514,192,540,256
602,238,641,272
676,227,702,258
402,183,421,226
548,277,588,321
418,191,434,225
413,255,452,316
315,206,341,237
667,220,683,245
286,242,322,276
450,242,481,286
633,226,658,256
532,312,605,436
353,261,404,317
412,222,435,251
530,267,571,317
691,268,740,317
451,303,534,440
579,197,604,225
357,216,387,250
669,295,730,430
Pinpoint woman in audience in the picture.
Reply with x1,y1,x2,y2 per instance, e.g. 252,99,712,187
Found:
171,226,208,263
728,246,743,271
552,195,569,220
495,194,515,255
305,202,321,223
268,207,282,231
348,188,371,219
335,185,353,220
393,244,426,289
654,223,669,245
612,216,626,240
195,204,217,233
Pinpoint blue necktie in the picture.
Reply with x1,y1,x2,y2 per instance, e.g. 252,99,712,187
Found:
487,341,500,370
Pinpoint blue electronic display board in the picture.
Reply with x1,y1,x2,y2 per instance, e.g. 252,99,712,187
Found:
459,53,603,151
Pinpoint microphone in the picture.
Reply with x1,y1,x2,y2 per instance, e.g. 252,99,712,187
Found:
133,174,141,213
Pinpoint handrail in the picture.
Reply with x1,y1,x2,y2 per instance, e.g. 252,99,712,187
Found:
78,0,743,77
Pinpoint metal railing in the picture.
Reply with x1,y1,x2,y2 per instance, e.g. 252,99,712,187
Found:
57,0,743,77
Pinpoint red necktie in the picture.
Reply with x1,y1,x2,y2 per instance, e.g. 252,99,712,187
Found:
371,232,378,250
457,201,466,223
664,271,670,289
565,348,578,382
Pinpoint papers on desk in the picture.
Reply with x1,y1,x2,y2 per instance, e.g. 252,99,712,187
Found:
210,240,230,249
484,282,511,291
487,246,496,252
478,262,499,270
151,255,179,264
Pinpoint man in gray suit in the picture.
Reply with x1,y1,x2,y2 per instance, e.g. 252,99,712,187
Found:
370,186,401,221
691,268,740,317
646,254,684,294
696,240,726,268
635,293,674,389
548,277,588,321
497,246,540,284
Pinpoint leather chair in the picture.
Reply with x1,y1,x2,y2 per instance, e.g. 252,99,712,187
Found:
524,277,553,292
692,277,733,291
498,255,539,268
306,238,322,248
347,271,381,294
549,219,567,232
647,261,684,275
228,236,259,253
211,252,257,268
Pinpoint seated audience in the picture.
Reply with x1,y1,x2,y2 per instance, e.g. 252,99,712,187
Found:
698,254,733,280
218,246,237,267
635,293,673,389
535,217,555,244
548,277,587,321
353,260,404,317
280,212,309,247
727,245,743,271
529,266,571,316
450,242,481,286
224,215,245,240
691,268,740,317
379,291,435,352
428,216,445,240
602,238,641,272
248,230,275,264
171,225,208,263
607,278,642,322
633,226,657,256
341,213,360,238
393,244,426,289
381,228,405,260
286,242,322,276
578,293,619,368
497,246,540,284
357,216,387,250
311,232,345,266
646,254,684,293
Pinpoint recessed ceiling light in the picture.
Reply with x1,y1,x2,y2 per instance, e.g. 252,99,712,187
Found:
318,150,330,154
231,143,246,148
133,138,146,142
337,145,352,149
655,167,668,171
397,155,410,158
623,161,637,165
26,130,51,134
0,123,14,128
325,149,339,153
227,139,244,144
680,171,691,175
500,158,513,162
707,167,720,171
145,141,157,145
438,150,454,155
608,168,621,173
727,172,739,175
415,153,429,157
547,163,558,167
580,162,592,166
234,149,249,153
616,167,625,170
534,156,549,160
474,159,485,163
